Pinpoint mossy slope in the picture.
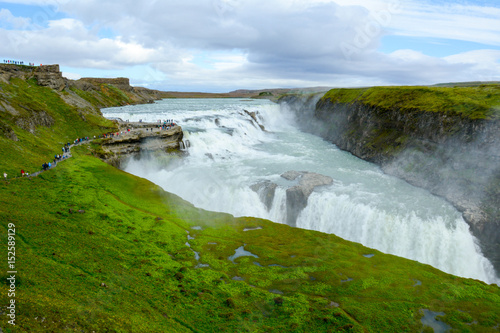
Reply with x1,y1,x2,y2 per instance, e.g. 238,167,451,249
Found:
0,148,499,332
322,85,500,120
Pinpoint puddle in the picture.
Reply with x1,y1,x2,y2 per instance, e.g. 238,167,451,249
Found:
329,301,339,308
363,254,375,258
310,276,316,281
253,261,263,267
232,276,245,281
186,239,200,261
208,242,217,245
290,255,296,258
341,278,353,283
191,226,203,230
269,264,288,268
187,235,195,240
228,245,259,263
421,309,451,333
413,279,422,287
243,226,263,232
189,249,200,260
269,289,283,295
195,263,209,269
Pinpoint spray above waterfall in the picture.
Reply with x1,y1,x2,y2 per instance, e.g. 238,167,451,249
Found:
103,98,500,285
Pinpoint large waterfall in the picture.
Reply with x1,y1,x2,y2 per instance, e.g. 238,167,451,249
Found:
103,98,499,285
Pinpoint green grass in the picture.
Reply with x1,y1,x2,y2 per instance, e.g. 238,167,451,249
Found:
69,84,136,109
0,148,498,332
322,85,500,119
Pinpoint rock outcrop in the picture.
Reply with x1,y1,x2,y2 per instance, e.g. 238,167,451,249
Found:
243,110,266,131
282,171,334,227
34,64,67,90
0,64,67,90
251,171,334,226
99,124,184,167
250,181,278,211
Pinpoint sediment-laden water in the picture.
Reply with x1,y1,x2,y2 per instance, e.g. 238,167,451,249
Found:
102,98,499,285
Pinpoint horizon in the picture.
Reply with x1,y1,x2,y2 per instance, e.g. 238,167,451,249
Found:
1,0,499,93
2,60,499,94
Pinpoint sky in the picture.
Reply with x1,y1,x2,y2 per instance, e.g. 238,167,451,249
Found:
0,0,499,92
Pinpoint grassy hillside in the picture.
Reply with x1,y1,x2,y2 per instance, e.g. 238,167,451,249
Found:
322,85,500,120
0,77,118,178
0,75,499,332
1,147,499,332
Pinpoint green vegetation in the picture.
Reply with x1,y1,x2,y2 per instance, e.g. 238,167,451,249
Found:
0,77,118,178
322,85,500,119
0,73,499,332
70,84,137,109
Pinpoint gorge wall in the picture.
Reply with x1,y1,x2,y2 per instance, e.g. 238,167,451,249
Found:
280,87,500,275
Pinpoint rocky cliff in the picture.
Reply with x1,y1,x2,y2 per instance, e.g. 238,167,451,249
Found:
280,86,500,275
98,124,184,167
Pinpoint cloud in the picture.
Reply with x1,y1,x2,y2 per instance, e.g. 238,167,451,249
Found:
0,8,31,29
1,0,499,91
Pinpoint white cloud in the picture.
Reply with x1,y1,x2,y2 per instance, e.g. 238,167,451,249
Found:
0,8,31,29
1,0,499,91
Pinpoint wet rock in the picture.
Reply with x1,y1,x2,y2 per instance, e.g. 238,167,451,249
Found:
283,171,333,227
281,170,303,181
250,181,277,211
244,109,266,131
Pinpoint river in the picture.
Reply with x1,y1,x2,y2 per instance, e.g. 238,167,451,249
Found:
102,98,499,285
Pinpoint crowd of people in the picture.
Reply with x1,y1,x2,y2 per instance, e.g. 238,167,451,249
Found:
3,120,180,181
3,137,88,181
3,59,38,66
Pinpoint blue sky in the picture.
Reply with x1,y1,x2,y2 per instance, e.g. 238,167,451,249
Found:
1,0,499,92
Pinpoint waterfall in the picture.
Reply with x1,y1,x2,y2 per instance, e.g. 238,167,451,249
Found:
103,98,499,285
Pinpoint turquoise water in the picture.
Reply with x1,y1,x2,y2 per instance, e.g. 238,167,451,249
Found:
103,98,499,284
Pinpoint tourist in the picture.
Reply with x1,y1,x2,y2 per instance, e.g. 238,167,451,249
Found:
21,169,25,177
3,172,7,180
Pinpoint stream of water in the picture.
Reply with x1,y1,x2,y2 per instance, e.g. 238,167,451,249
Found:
103,98,499,285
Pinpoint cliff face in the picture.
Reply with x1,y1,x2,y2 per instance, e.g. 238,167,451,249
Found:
99,125,184,168
0,64,65,90
280,89,500,275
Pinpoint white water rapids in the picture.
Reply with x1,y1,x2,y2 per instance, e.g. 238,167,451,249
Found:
103,98,499,285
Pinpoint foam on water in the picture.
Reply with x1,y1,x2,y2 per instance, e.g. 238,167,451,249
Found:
104,98,500,285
